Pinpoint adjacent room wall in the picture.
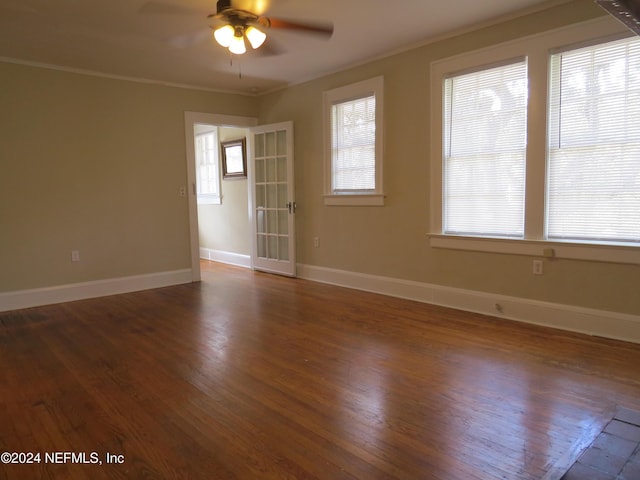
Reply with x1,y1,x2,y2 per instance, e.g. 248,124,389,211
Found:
0,62,256,293
197,126,251,262
257,0,640,317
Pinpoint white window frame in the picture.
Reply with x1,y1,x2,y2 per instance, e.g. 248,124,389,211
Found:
429,16,640,265
546,36,640,244
195,125,221,205
323,76,385,206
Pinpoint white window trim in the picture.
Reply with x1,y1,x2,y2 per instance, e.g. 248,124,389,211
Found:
198,194,221,205
429,16,639,265
323,76,385,206
195,126,222,205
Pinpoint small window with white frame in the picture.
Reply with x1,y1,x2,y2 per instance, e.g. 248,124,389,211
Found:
194,125,221,205
323,76,384,206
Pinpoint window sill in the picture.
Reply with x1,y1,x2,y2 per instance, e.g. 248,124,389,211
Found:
428,234,640,265
197,195,221,206
323,194,385,206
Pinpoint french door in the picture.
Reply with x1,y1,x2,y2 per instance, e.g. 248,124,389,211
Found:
249,121,296,277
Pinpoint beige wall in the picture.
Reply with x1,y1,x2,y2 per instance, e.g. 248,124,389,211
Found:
197,126,251,255
0,62,256,292
2,0,638,318
257,0,640,315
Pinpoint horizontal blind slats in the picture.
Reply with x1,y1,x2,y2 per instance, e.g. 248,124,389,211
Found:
444,60,527,237
548,36,640,243
332,95,376,192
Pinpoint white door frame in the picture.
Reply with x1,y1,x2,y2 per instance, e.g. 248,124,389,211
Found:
184,112,258,282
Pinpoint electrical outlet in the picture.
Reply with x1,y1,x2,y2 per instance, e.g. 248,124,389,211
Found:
179,186,186,197
313,237,320,248
532,260,543,275
71,250,80,262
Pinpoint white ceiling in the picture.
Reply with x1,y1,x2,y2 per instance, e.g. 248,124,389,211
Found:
0,0,570,95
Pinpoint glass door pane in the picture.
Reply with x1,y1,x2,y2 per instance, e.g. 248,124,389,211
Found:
251,122,295,276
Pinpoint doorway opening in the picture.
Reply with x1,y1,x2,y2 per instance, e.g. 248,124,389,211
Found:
184,112,257,282
197,124,252,268
185,113,296,281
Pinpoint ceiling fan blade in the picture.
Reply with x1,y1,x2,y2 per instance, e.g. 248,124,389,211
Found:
166,28,212,48
138,1,205,15
0,2,38,15
249,38,286,57
266,17,333,37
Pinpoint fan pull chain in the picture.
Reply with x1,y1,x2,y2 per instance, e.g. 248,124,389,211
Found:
227,53,242,80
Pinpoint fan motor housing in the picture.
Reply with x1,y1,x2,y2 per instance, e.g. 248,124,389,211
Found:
217,0,233,14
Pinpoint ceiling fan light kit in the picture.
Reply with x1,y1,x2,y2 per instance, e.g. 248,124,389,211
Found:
211,0,267,55
213,24,235,47
208,0,332,56
228,32,247,54
245,26,267,49
213,24,266,54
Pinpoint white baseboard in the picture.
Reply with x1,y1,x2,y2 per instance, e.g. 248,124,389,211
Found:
200,247,251,268
4,261,638,345
297,263,640,344
0,269,192,312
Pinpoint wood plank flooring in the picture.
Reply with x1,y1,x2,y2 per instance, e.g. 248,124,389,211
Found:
1,260,639,479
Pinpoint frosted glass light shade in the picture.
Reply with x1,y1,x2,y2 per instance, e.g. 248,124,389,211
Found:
214,25,234,47
245,26,266,49
229,35,247,54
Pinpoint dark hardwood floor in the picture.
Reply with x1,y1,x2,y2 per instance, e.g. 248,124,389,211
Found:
1,260,639,479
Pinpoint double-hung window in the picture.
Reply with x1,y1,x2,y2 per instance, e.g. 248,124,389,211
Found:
323,76,384,206
195,126,221,205
547,36,640,243
431,17,640,263
443,60,528,237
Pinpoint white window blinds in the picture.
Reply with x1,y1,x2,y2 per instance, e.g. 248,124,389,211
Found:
547,36,640,243
331,94,376,193
443,60,528,237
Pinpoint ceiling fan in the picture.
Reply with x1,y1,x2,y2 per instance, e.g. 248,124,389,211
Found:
208,0,333,55
141,0,334,55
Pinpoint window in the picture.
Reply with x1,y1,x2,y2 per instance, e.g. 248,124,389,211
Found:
443,60,528,237
195,125,221,205
547,36,640,243
323,76,384,206
430,17,640,264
